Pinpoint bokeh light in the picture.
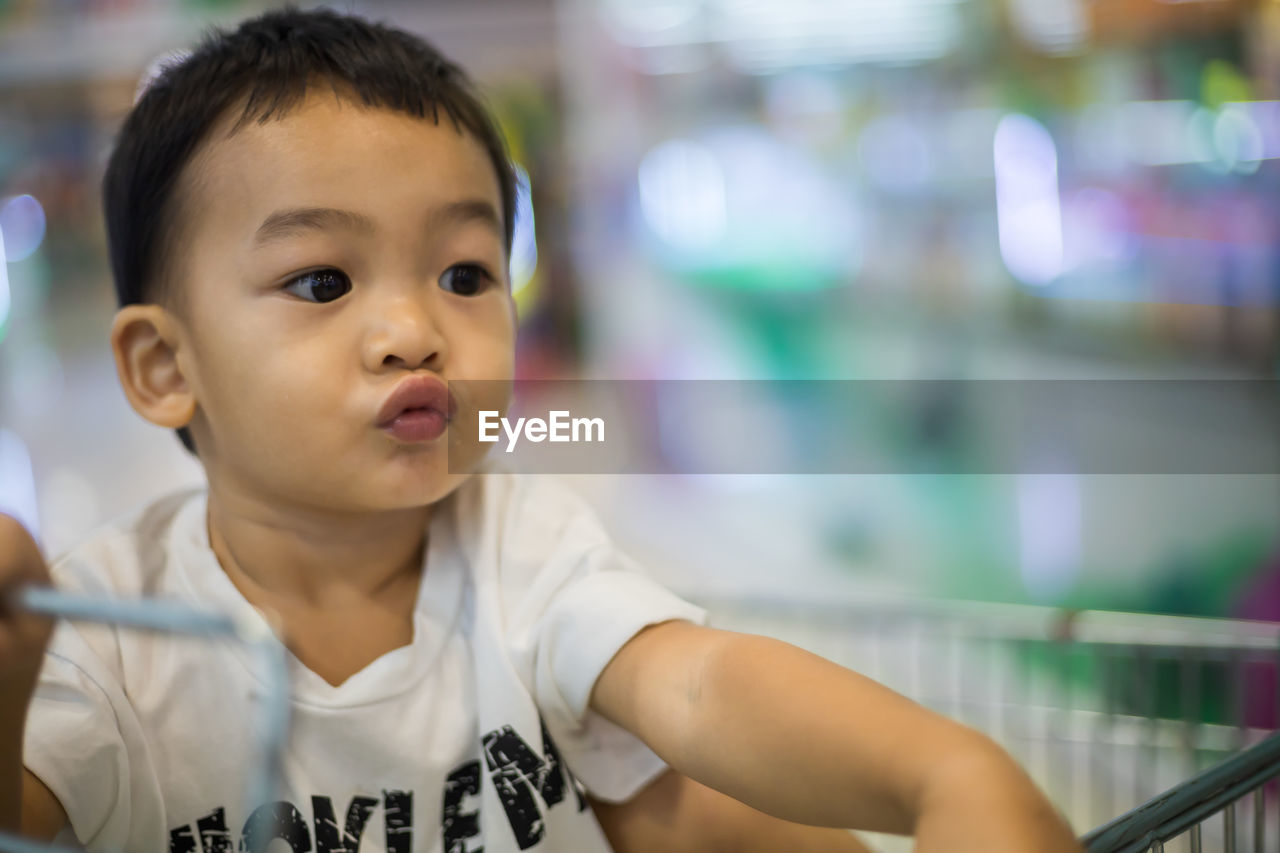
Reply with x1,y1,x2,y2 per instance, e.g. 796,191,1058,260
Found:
638,137,727,250
1017,472,1082,602
509,164,538,296
994,114,1064,288
859,114,934,195
0,226,9,341
0,428,40,540
0,193,45,263
638,127,861,289
5,339,65,421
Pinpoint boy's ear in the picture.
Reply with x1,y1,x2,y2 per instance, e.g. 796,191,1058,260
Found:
110,305,196,430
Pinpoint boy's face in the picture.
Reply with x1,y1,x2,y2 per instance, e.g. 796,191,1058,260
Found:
158,93,515,513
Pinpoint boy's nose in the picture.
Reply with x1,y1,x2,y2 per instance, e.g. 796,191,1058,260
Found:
363,294,448,371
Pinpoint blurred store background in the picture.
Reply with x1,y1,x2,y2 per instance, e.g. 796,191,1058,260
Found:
0,0,1277,622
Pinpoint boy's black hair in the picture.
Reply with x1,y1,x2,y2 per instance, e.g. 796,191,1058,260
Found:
102,6,519,455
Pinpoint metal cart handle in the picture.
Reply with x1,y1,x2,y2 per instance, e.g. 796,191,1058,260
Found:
0,586,292,853
1081,730,1280,853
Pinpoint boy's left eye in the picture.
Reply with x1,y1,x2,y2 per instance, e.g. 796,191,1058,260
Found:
439,263,492,296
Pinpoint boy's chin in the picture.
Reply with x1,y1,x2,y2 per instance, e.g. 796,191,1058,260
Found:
358,470,475,513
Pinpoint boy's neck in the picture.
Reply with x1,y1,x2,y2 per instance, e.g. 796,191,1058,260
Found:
204,491,432,611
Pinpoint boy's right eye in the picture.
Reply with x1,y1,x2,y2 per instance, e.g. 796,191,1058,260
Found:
283,269,352,303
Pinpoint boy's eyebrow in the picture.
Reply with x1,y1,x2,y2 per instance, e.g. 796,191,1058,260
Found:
252,207,375,248
251,200,503,248
429,199,504,240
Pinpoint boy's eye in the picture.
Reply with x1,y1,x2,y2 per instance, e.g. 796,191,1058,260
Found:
283,269,351,303
439,263,491,296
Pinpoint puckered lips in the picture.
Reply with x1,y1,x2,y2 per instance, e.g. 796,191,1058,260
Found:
376,374,457,443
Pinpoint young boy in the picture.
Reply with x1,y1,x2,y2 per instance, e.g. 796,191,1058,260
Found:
0,8,1083,852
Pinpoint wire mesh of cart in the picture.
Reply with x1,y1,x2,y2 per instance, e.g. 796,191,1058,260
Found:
697,593,1280,853
1,587,1275,852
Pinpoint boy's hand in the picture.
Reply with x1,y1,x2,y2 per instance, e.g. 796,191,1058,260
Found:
0,513,53,701
0,513,60,836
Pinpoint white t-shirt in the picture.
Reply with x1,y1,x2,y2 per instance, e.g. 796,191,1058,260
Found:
24,471,706,852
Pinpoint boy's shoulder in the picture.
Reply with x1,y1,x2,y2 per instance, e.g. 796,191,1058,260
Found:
454,468,614,561
48,488,205,599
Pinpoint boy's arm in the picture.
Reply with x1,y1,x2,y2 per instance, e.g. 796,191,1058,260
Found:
1,706,69,841
0,513,69,839
591,620,1082,853
588,768,876,853
17,772,67,841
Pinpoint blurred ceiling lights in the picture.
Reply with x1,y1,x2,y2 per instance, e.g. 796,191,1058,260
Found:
1079,100,1279,174
1007,0,1089,56
636,126,862,288
602,0,967,72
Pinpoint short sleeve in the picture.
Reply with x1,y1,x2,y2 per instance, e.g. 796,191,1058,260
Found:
23,624,135,849
532,547,707,802
493,474,708,803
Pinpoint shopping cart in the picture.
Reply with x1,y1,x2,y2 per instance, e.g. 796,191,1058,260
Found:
1081,731,1280,853
1,588,1276,852
700,593,1280,853
0,588,291,853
